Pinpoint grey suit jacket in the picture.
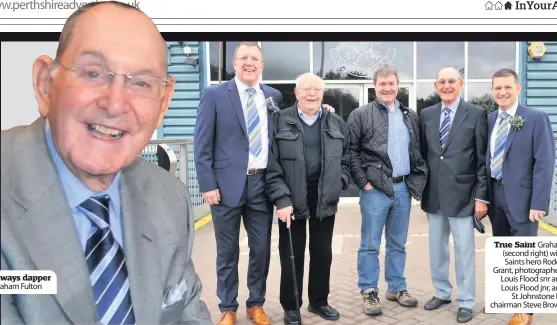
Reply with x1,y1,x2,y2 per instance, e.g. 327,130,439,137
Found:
419,100,489,217
1,118,212,325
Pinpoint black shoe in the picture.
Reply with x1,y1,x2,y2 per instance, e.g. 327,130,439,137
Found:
283,310,301,325
308,305,340,321
457,307,473,323
424,296,451,311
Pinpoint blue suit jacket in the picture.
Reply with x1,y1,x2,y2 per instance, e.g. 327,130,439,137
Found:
486,104,555,223
193,80,282,207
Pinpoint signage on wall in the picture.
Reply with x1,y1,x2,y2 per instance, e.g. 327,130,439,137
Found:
527,42,546,61
330,42,396,78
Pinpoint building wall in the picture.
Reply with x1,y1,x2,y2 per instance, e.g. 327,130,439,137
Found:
523,41,557,135
159,41,207,139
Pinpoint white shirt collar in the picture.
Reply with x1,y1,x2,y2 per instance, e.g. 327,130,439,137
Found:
235,76,261,94
498,102,518,118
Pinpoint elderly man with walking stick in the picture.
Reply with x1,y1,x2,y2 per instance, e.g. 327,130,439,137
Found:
265,72,351,325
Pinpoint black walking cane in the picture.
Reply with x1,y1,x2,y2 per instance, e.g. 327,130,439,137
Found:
287,212,302,324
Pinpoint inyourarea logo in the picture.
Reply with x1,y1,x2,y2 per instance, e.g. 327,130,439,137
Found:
514,0,557,10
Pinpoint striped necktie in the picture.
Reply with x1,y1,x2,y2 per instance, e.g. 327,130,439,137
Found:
245,88,262,156
80,196,136,325
491,112,510,180
439,107,451,148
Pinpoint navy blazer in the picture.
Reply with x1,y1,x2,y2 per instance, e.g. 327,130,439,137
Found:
193,79,282,207
486,104,555,223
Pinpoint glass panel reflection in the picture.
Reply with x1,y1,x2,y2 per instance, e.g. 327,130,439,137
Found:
468,42,516,79
266,84,296,109
467,82,498,113
323,87,361,122
313,42,413,80
209,41,239,81
417,42,465,79
261,42,310,80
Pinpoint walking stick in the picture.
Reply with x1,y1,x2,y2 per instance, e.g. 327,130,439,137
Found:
287,213,302,324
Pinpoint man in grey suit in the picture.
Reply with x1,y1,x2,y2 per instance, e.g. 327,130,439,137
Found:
419,67,489,323
1,2,211,324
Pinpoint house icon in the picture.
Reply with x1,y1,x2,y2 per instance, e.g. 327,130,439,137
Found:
505,1,512,9
485,1,493,9
495,1,503,9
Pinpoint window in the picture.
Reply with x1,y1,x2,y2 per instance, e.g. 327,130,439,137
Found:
261,42,310,80
323,87,361,122
266,84,296,109
468,42,516,79
313,42,413,80
209,41,239,82
467,82,498,113
417,42,465,79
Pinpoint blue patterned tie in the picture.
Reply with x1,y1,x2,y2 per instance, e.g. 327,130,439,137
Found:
81,196,136,325
491,112,510,180
439,107,451,148
245,88,262,156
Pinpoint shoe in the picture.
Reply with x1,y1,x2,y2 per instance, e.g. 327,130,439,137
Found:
507,313,533,325
246,306,270,325
361,290,382,316
283,310,301,325
385,290,418,307
424,296,451,310
457,307,473,323
308,305,340,321
218,311,237,325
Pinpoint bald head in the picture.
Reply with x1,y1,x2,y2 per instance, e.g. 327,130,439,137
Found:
435,67,463,106
437,67,461,80
56,1,168,75
296,72,325,88
295,73,324,115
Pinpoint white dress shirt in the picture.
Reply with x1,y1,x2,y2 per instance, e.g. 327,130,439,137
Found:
490,102,518,160
234,77,269,171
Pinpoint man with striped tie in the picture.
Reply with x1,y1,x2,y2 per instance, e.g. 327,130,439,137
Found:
486,69,555,325
1,2,211,324
419,67,489,323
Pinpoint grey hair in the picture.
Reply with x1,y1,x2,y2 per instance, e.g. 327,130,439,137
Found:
437,67,462,80
295,72,325,88
372,63,399,85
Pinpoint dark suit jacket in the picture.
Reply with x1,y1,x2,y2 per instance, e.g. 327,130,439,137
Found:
420,100,489,217
193,79,282,207
486,104,555,223
1,119,212,325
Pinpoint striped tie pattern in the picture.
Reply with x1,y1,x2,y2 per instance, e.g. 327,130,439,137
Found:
81,196,136,325
439,107,451,148
245,88,262,156
491,112,510,180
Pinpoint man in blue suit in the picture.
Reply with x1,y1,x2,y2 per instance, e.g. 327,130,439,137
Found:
193,42,282,325
486,68,555,325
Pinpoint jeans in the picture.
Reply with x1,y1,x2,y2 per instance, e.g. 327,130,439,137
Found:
357,182,411,293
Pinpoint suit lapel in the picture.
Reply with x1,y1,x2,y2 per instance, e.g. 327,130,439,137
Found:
119,170,162,324
431,103,442,152
227,80,248,137
10,119,98,324
503,105,522,159
441,100,469,153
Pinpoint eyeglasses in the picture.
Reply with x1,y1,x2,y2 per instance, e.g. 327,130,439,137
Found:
436,79,460,86
54,61,171,99
297,87,324,94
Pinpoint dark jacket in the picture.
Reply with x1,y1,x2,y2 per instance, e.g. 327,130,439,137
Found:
265,105,351,219
347,99,428,200
420,100,489,217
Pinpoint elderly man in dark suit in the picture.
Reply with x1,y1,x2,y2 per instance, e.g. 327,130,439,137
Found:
419,67,489,323
1,2,211,324
486,68,555,325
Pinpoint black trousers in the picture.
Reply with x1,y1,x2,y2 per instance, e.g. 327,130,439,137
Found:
489,180,538,237
278,185,336,311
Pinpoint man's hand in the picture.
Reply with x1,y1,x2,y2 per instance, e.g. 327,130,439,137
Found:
202,189,220,205
474,201,487,219
323,104,335,113
529,209,546,222
363,183,373,191
277,206,294,228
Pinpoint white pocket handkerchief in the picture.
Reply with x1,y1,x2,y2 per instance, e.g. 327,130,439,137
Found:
162,278,188,308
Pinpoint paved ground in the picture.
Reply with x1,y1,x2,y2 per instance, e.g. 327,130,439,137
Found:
191,205,556,325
